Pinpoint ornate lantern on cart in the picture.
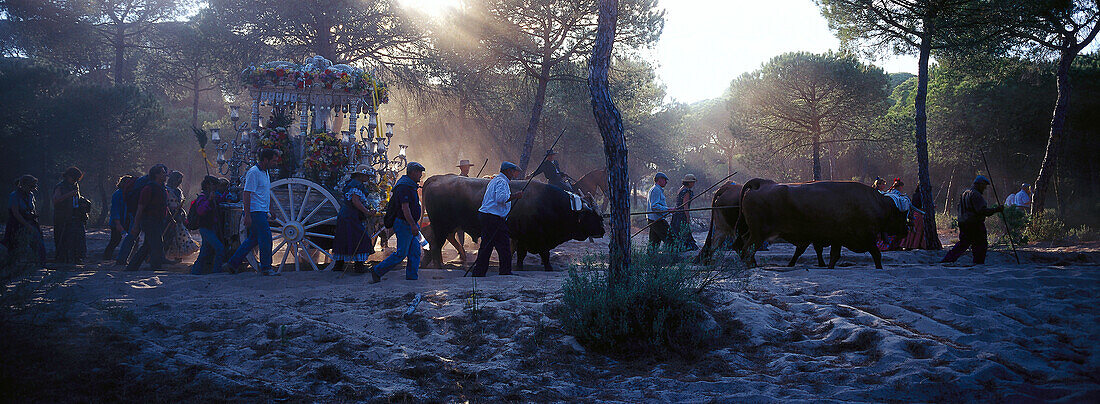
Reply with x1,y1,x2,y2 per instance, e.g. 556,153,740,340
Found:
212,55,403,273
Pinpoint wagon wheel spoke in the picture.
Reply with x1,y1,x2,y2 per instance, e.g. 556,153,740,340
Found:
271,192,289,223
305,239,333,262
300,242,320,271
305,216,336,229
279,242,291,270
304,232,334,239
294,242,301,272
297,186,313,222
287,183,295,222
273,240,287,258
301,200,326,226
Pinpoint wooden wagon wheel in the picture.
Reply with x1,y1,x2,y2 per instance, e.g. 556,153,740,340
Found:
241,178,340,273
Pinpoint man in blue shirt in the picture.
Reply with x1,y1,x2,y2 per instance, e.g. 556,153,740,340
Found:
470,162,525,277
103,175,132,260
370,162,426,282
647,172,670,250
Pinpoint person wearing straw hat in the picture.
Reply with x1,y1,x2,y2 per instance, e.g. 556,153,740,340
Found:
333,165,381,273
456,159,475,177
669,173,699,251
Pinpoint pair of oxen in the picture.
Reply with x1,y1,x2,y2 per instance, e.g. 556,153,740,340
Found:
700,179,910,269
419,175,908,271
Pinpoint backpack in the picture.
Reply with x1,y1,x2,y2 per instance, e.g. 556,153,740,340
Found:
184,198,202,230
382,193,399,229
125,175,151,213
185,194,216,230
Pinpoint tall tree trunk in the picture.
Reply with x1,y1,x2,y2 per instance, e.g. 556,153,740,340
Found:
914,33,942,249
811,130,821,181
95,174,109,227
589,0,629,283
191,77,201,128
519,67,551,171
114,26,127,85
1032,53,1074,216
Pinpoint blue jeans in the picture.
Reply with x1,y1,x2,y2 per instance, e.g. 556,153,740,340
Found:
115,214,138,265
372,218,420,280
191,227,226,274
227,212,272,271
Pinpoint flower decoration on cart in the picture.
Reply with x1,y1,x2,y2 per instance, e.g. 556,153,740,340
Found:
240,57,388,103
304,132,349,177
256,127,293,157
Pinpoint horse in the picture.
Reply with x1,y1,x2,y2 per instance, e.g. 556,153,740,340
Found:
573,168,608,213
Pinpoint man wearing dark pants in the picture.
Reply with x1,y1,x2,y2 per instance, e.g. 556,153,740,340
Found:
647,172,671,250
126,168,169,271
470,162,525,277
941,175,1004,265
223,148,280,276
370,162,427,282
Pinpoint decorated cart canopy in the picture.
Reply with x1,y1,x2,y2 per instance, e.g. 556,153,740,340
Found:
210,55,408,273
240,55,389,109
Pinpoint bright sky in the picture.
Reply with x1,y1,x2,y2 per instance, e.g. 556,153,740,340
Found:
653,0,918,103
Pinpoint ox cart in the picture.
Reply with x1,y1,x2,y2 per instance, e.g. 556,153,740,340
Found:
211,56,408,273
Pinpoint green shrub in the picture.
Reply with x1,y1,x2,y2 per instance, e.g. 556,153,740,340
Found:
1068,225,1098,242
1026,209,1068,242
991,207,1030,245
558,248,746,355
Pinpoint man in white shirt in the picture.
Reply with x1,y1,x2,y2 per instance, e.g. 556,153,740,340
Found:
647,172,670,250
1012,183,1031,211
470,162,524,277
224,148,280,275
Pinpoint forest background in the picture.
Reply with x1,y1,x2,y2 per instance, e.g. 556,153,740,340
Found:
0,0,1096,229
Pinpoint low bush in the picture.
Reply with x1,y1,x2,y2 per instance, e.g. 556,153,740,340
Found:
558,248,747,355
1026,209,1068,243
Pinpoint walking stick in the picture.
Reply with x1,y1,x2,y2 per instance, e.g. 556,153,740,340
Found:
630,171,738,239
464,128,568,277
980,149,1020,264
474,158,489,178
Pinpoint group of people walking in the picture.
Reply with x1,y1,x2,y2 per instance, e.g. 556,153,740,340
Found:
2,163,214,271
646,172,700,252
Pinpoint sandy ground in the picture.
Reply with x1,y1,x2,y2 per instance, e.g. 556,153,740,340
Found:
3,226,1099,402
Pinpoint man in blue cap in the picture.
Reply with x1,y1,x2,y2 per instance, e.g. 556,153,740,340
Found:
941,175,1004,265
370,162,426,282
647,172,671,250
470,161,524,277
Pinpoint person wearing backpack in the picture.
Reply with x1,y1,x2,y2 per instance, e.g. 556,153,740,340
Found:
368,162,426,282
126,166,171,271
190,176,226,275
115,164,167,266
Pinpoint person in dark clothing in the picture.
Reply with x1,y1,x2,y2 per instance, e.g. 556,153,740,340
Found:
126,168,170,271
52,166,87,263
104,175,134,260
191,176,227,275
669,173,698,251
370,162,427,282
941,175,1004,265
333,165,379,273
116,164,168,265
528,150,575,193
5,175,47,266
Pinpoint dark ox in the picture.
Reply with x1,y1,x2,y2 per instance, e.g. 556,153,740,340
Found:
696,183,831,267
421,174,605,270
737,179,908,269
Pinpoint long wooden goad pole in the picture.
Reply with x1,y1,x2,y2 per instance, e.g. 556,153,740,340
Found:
980,149,1020,264
629,171,738,239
